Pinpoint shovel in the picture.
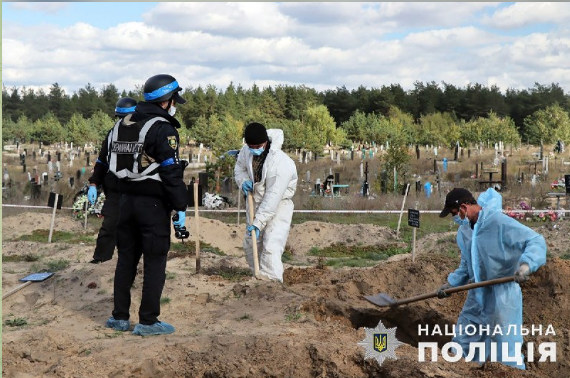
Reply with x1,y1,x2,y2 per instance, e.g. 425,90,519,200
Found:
364,276,515,308
2,272,55,300
247,192,260,278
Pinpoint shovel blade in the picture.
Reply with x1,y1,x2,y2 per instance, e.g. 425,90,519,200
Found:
19,272,54,282
364,293,397,307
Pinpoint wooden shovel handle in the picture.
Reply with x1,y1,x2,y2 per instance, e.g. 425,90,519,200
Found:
247,192,260,277
2,281,33,300
194,182,200,274
394,276,515,306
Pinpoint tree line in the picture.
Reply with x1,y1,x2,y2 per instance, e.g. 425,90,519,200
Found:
3,81,570,156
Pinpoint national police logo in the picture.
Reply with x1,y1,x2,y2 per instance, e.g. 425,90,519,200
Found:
374,333,388,353
358,320,402,366
167,136,177,150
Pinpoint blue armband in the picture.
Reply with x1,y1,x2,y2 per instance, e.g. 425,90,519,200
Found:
96,159,108,168
160,158,175,167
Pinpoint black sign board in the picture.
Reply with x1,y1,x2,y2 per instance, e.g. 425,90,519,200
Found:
565,175,570,195
408,209,420,228
47,192,63,209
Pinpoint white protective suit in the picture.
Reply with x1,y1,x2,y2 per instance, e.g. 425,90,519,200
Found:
447,188,547,369
234,129,298,282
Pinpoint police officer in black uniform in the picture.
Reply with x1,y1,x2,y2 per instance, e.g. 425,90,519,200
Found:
105,74,188,336
88,97,138,264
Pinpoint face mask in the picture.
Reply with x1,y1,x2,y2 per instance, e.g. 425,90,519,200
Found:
249,147,264,156
453,215,469,226
168,105,176,116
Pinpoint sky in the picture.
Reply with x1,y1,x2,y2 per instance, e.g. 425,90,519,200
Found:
2,2,570,96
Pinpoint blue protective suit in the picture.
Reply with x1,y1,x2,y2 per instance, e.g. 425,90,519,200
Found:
446,188,547,369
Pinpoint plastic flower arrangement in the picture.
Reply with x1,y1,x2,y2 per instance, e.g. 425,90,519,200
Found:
203,192,228,210
72,192,105,220
550,178,566,191
505,201,562,222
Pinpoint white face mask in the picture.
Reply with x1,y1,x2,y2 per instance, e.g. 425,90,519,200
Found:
168,105,176,116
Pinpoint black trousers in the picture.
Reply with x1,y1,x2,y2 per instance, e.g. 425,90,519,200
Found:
112,194,171,325
93,189,120,262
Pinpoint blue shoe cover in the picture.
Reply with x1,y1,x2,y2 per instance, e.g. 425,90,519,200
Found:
132,321,175,336
106,316,130,331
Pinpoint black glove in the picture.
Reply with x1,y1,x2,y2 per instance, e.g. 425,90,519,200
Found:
437,283,453,299
172,212,190,240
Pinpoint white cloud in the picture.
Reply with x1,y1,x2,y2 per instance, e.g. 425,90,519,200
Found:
9,2,67,14
279,2,368,25
142,2,291,38
372,2,500,28
1,2,569,95
483,2,570,29
403,26,505,49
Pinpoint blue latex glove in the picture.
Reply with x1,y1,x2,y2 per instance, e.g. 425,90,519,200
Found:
173,211,186,227
242,180,253,195
247,225,260,239
87,185,97,204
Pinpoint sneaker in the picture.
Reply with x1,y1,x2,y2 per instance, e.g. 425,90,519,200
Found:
106,316,130,331
132,321,175,336
90,259,103,264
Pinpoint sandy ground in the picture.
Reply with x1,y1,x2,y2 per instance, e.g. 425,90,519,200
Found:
2,211,569,377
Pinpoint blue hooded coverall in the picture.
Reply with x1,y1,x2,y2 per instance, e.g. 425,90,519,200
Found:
447,188,547,369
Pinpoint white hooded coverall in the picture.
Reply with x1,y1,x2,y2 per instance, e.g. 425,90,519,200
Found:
234,129,298,282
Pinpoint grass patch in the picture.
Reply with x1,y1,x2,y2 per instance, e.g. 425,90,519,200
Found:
202,265,252,282
5,318,27,327
104,331,124,339
282,250,293,263
560,252,570,260
308,243,410,269
169,241,226,259
2,254,40,263
165,271,177,280
160,297,171,304
238,313,252,321
16,229,94,244
202,245,226,256
325,258,382,268
30,258,70,273
285,310,303,322
440,248,461,259
309,243,408,259
46,258,70,271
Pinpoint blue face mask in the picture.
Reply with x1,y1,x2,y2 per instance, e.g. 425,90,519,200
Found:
453,214,469,226
249,147,264,156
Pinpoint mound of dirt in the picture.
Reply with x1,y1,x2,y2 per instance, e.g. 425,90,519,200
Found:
2,212,87,241
288,221,398,254
285,254,570,377
2,213,399,257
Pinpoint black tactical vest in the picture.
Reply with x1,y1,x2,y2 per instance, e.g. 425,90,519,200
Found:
108,116,167,182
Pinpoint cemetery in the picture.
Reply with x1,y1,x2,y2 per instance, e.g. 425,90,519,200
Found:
2,135,570,378
3,1,570,375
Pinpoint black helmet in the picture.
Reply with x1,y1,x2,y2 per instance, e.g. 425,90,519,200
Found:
143,74,186,104
115,97,137,117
